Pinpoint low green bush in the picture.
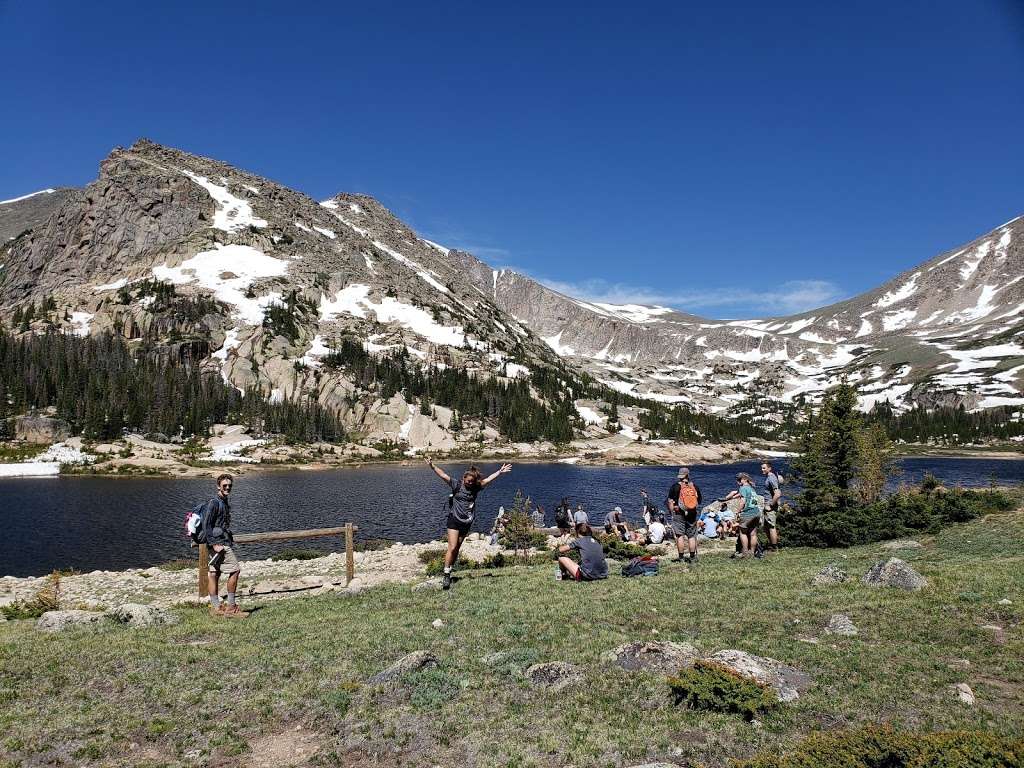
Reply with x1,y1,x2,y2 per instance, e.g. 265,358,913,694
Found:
734,725,1024,767
158,558,196,571
270,548,324,561
417,548,448,564
600,535,651,561
424,555,471,576
668,660,776,721
782,486,1017,548
1,575,60,620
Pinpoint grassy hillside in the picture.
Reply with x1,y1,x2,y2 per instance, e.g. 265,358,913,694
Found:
1,513,1022,768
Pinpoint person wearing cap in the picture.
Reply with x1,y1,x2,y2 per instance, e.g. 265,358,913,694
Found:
603,506,630,541
666,467,703,563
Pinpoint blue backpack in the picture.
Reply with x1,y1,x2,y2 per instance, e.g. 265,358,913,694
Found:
184,501,207,544
622,555,659,577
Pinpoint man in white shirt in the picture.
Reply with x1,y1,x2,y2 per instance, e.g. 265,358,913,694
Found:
647,517,667,545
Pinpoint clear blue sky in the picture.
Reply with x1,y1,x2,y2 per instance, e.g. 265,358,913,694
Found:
2,1,1022,318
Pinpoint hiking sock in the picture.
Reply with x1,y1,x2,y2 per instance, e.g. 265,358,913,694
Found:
210,593,221,609
227,592,237,607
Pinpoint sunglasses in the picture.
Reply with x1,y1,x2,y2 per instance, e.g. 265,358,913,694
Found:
220,484,233,491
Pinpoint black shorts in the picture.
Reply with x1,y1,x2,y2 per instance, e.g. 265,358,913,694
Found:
446,513,473,535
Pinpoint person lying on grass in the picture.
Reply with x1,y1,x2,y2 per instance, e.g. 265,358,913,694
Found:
427,459,512,590
554,523,608,582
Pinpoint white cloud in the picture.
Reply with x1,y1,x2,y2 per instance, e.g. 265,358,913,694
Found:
532,276,845,318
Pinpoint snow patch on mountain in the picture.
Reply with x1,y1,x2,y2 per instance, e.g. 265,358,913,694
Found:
876,273,920,307
182,170,267,233
152,244,287,325
0,189,55,205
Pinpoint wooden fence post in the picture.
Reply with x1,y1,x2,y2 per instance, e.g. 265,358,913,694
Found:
345,522,355,585
198,544,209,599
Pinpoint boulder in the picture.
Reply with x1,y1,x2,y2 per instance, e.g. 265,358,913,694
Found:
431,618,444,629
862,558,927,591
881,539,923,550
951,682,975,705
367,650,438,685
708,650,812,703
811,564,848,586
525,661,584,692
602,641,699,675
108,603,178,627
15,414,71,443
36,610,105,632
825,614,858,637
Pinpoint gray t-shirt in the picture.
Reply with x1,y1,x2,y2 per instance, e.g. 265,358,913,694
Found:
573,509,589,525
448,478,479,523
764,473,781,508
570,536,608,579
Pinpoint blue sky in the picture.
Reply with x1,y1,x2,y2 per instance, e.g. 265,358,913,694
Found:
2,1,1022,318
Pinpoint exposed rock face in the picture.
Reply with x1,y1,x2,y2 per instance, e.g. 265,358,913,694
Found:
951,682,976,705
14,414,71,443
367,650,438,686
602,641,699,675
0,188,78,242
708,650,812,702
862,558,928,591
811,564,849,586
525,661,584,692
35,609,105,632
108,603,178,627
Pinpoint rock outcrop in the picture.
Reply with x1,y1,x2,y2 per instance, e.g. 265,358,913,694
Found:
367,650,438,686
602,641,699,675
525,662,584,692
862,558,927,591
708,650,812,702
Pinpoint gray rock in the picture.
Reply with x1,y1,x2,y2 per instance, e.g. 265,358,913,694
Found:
708,650,813,703
825,613,858,636
35,609,105,632
15,414,71,443
951,682,975,705
108,603,178,627
881,539,923,550
862,558,927,591
602,641,699,675
525,661,584,692
811,563,848,586
431,618,444,629
480,651,509,666
412,578,443,592
367,650,438,685
997,598,1012,606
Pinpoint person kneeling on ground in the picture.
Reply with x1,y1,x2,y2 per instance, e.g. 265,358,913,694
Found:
204,473,248,618
555,523,608,581
428,458,512,590
603,506,630,541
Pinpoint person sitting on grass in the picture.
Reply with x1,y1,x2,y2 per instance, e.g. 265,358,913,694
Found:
427,458,512,590
646,514,667,545
724,473,761,559
204,473,248,618
555,523,608,582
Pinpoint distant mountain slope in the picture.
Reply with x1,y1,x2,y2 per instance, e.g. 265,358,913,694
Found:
1,140,1020,453
0,188,79,242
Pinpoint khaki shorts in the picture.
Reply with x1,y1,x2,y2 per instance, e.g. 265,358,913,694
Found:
208,545,240,574
763,506,778,528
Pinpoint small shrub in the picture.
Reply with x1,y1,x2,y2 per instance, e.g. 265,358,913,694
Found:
417,548,448,564
1,574,60,620
324,681,361,716
734,725,1024,767
271,548,323,561
158,558,196,572
354,538,394,552
402,666,459,710
600,535,650,561
668,660,776,721
424,555,471,576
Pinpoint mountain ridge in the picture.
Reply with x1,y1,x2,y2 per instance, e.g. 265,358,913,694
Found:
1,140,1021,451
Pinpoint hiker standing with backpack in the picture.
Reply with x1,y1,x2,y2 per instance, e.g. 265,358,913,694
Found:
427,459,512,590
761,461,782,551
554,497,573,538
666,468,703,563
202,473,248,618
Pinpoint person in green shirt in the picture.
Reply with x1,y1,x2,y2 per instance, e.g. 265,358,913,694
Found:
724,472,761,558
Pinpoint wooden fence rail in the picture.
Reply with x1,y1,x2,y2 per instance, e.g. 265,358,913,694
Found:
198,522,359,598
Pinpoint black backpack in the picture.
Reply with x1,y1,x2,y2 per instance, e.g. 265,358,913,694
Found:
621,555,659,577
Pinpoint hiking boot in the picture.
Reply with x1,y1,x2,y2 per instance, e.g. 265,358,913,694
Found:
442,571,452,590
221,605,250,618
754,549,765,560
209,604,226,617
729,552,740,560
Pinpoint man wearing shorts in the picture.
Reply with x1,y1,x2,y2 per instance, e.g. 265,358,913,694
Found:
761,461,782,551
666,467,703,563
204,473,248,618
555,523,608,581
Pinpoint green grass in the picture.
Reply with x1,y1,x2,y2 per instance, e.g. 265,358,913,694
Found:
0,513,1021,767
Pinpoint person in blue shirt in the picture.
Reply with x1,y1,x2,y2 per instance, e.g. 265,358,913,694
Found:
724,472,761,559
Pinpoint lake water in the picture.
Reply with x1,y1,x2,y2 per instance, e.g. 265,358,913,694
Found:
1,457,1021,577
